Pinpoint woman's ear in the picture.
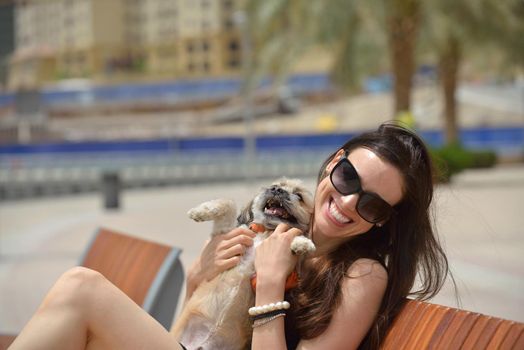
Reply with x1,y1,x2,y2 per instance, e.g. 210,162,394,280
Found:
326,149,346,172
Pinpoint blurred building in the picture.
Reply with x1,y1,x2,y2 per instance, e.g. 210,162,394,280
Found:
6,0,249,89
10,0,126,88
7,0,329,91
0,0,15,89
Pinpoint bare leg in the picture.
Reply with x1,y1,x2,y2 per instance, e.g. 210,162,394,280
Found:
9,267,182,350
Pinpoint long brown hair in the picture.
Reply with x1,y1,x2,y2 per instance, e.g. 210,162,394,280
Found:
291,122,452,349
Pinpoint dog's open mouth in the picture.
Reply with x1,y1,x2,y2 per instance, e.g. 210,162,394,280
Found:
264,198,297,223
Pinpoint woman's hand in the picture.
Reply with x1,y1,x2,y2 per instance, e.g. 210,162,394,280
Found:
186,227,256,299
254,223,303,289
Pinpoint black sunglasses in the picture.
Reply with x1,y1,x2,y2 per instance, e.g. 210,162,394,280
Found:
329,151,395,224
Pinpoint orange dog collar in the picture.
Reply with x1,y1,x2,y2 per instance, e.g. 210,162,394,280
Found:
249,222,266,233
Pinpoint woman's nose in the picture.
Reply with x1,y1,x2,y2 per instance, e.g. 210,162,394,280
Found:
340,193,359,211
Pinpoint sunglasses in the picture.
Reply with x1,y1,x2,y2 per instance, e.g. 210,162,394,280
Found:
329,151,395,224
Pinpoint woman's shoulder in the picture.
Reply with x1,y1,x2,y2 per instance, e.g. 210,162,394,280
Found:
345,258,388,285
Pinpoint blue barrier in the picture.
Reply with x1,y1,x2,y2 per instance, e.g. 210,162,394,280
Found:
0,74,331,108
0,126,522,157
419,127,524,156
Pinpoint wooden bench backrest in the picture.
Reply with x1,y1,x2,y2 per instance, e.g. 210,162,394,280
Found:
81,227,172,305
381,299,524,349
80,227,184,330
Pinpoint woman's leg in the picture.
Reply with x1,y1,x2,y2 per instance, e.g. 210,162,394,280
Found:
9,267,182,350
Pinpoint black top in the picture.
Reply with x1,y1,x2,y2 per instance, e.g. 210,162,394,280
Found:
284,292,300,349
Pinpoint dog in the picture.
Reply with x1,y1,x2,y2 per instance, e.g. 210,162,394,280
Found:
171,178,315,350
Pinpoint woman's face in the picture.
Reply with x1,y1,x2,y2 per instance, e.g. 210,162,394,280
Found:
312,147,404,251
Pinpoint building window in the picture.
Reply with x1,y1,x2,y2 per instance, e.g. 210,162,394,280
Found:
224,18,234,29
223,0,233,10
229,40,239,51
228,59,240,68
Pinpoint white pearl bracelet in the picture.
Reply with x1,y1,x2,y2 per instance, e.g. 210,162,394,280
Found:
248,301,290,316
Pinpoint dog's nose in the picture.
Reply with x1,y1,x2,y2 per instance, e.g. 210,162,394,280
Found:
270,186,284,194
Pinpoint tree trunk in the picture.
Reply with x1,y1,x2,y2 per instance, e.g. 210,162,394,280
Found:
388,2,420,116
438,36,461,145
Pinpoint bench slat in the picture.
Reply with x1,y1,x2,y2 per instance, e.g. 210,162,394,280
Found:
462,316,503,349
381,300,425,349
501,324,524,349
411,305,453,349
382,300,524,349
426,307,459,348
486,321,519,350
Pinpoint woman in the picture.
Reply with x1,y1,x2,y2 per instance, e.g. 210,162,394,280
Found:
10,122,450,350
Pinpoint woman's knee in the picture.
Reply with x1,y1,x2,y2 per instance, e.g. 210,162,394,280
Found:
44,267,107,309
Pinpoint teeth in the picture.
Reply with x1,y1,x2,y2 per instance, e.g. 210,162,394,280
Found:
329,200,351,224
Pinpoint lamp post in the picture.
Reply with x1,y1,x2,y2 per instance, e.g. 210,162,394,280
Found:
233,10,256,182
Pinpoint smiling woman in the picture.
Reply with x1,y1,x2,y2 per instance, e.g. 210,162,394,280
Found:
282,122,451,349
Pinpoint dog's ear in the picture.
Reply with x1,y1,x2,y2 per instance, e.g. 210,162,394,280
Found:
237,199,254,225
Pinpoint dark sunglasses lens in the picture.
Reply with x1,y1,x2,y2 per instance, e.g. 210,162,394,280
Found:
331,160,359,195
357,194,392,223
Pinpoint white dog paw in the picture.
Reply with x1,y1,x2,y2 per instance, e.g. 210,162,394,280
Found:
291,236,316,255
188,199,236,222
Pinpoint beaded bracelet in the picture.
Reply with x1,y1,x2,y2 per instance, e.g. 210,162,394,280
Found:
248,301,290,316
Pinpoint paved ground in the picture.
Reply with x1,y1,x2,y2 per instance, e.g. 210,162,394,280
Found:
1,164,524,333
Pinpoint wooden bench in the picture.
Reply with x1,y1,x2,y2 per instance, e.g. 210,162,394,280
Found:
1,227,184,349
381,299,524,349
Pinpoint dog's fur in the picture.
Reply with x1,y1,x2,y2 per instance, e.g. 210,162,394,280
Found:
171,178,315,350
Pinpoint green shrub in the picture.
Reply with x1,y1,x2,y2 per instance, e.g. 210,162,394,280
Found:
430,143,497,182
470,150,498,168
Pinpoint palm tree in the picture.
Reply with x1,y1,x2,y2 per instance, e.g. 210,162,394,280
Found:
244,0,422,118
384,0,421,115
244,0,522,134
242,0,321,93
422,0,518,144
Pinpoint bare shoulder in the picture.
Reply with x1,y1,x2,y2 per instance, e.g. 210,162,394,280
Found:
296,259,388,349
342,258,388,299
347,258,388,280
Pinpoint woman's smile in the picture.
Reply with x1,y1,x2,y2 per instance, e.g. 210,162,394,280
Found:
326,197,354,226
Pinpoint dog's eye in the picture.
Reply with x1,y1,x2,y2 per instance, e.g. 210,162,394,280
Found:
295,192,304,201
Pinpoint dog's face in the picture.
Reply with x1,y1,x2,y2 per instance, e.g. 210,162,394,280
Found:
237,178,313,232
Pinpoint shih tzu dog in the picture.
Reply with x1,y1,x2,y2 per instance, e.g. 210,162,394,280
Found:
171,178,315,350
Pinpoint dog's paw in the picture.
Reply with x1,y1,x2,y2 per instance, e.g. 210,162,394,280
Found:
188,199,236,222
291,236,316,255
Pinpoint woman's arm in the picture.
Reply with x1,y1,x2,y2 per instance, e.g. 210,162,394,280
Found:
185,227,256,301
296,258,388,350
251,224,302,350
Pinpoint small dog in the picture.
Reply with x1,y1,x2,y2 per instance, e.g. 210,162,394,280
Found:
171,178,315,350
